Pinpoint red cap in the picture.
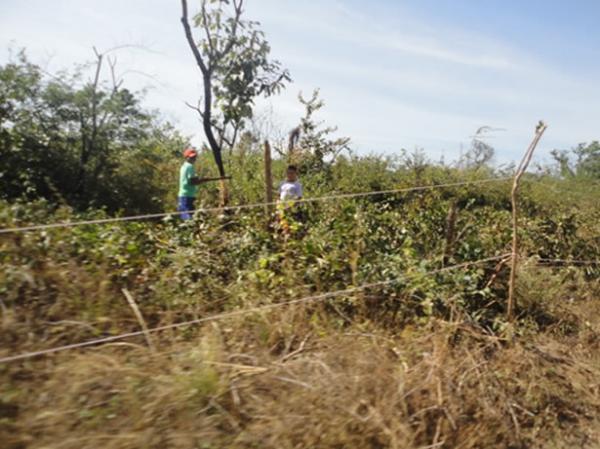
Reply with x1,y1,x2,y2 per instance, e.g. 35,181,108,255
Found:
183,148,198,158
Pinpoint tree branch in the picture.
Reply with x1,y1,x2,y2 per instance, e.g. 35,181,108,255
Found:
107,55,123,94
201,1,216,59
212,121,231,148
181,0,209,76
214,0,244,63
185,100,205,119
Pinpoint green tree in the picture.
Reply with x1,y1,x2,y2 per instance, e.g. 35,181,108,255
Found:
287,89,351,173
0,50,185,213
180,0,290,179
0,50,73,201
574,141,600,178
551,141,600,179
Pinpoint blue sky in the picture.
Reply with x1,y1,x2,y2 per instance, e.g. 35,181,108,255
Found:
1,0,599,164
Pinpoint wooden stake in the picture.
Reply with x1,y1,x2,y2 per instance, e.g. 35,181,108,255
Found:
507,121,548,321
443,201,459,267
264,140,274,216
219,179,229,208
122,288,156,352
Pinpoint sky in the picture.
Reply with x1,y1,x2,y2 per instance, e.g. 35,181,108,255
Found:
1,0,599,165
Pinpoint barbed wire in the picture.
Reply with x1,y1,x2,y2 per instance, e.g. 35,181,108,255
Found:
0,255,508,364
0,177,511,235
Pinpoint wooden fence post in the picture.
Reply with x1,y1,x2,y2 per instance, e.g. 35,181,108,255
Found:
264,140,274,217
443,201,459,267
507,121,548,321
219,179,229,209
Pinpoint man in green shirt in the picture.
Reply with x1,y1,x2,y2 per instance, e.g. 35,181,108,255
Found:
177,148,204,220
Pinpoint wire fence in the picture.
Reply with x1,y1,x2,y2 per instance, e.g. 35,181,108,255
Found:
0,255,509,364
535,258,599,266
0,170,597,364
0,177,511,235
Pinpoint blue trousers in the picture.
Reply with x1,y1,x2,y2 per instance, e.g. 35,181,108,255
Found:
177,197,195,220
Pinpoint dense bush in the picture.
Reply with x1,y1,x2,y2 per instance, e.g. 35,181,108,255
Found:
1,165,598,343
0,51,186,214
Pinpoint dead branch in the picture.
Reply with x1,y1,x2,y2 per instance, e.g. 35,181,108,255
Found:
122,288,156,352
181,0,209,76
185,100,205,119
107,55,122,93
484,254,512,289
288,126,301,158
280,334,311,363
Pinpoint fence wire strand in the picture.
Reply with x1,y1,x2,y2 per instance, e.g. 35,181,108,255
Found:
0,177,511,235
535,258,599,266
0,255,508,364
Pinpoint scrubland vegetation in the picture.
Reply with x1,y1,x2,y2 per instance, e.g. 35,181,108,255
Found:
2,138,599,448
1,3,600,446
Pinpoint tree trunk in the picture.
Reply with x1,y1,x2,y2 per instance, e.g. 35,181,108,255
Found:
181,0,228,205
180,0,225,178
201,72,226,178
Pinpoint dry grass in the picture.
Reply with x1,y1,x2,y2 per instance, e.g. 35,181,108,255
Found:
2,258,600,449
3,286,600,449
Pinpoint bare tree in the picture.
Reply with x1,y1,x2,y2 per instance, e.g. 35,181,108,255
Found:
461,126,505,170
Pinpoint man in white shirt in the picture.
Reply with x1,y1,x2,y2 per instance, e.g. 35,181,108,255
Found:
279,165,303,201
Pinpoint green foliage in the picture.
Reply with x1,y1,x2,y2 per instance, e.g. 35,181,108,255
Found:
1,65,598,335
290,89,351,174
0,50,185,213
551,141,600,179
3,160,597,343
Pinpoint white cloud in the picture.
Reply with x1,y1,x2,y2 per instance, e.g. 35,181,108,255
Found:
250,0,519,70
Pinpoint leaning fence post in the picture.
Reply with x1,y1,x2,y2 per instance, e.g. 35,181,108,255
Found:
507,121,548,321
